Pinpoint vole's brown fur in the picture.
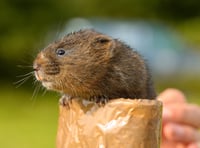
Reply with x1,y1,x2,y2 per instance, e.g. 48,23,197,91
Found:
33,29,156,104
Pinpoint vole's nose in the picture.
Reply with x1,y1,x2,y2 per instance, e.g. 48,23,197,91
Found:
33,63,40,71
33,52,45,71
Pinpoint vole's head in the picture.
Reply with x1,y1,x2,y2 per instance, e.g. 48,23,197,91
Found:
33,29,115,97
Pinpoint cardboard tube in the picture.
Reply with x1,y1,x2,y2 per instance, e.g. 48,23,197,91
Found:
56,98,162,148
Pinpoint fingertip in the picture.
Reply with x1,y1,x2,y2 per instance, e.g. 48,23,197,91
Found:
158,88,186,103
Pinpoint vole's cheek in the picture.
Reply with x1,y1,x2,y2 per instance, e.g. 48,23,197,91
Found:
43,62,60,75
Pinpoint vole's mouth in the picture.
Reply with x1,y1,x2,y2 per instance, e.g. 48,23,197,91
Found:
34,71,53,89
34,71,43,81
34,70,49,82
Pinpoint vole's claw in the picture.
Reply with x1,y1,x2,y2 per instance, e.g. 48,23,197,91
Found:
59,94,72,108
92,95,108,106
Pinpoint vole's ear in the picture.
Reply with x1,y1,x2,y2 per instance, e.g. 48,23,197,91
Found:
91,35,114,50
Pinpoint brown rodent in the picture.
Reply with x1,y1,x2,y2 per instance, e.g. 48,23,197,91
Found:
33,29,156,105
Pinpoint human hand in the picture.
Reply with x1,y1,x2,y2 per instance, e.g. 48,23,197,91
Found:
158,88,200,148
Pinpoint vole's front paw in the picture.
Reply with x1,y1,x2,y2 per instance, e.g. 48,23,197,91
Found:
59,94,72,107
91,95,109,106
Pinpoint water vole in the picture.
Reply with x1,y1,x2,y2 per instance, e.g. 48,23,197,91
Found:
33,29,156,105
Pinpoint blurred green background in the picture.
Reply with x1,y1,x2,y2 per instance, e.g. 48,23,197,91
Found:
0,0,200,147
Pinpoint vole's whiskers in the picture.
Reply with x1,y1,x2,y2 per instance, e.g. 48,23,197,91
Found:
31,81,42,100
14,71,34,88
33,78,39,85
17,64,33,69
41,86,47,96
16,71,34,78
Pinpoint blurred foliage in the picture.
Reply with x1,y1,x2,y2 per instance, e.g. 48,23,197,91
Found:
0,0,68,60
1,0,200,80
176,18,200,49
1,0,200,59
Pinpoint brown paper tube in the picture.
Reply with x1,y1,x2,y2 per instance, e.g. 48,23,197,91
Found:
56,98,162,148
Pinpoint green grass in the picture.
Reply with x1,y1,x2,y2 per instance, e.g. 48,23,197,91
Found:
0,84,59,148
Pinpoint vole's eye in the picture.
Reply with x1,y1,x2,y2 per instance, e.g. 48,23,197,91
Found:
56,48,65,56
